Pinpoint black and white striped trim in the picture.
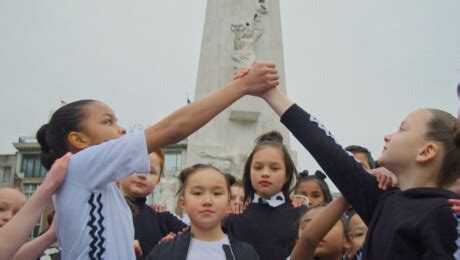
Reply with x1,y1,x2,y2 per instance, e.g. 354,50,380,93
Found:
87,193,106,259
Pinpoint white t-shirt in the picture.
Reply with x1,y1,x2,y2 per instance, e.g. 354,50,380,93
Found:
53,130,150,260
186,235,230,260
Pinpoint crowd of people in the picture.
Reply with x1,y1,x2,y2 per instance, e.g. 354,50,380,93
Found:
1,62,460,260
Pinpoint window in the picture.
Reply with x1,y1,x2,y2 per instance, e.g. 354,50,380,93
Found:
164,152,182,176
2,167,11,183
22,183,39,199
21,154,46,178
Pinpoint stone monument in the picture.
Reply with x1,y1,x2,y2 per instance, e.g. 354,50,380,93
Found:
186,0,293,178
154,169,179,212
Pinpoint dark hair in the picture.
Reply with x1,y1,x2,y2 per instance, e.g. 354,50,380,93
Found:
153,149,165,174
233,179,244,188
425,109,460,187
177,164,231,197
242,131,298,203
295,170,333,203
224,173,237,187
36,100,95,170
345,145,375,169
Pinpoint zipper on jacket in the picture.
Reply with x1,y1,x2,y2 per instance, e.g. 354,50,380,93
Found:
229,245,236,260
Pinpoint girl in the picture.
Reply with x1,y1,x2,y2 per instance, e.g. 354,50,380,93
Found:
223,131,307,260
0,153,70,260
292,197,349,260
0,186,26,229
295,170,333,207
291,171,392,260
36,62,278,260
120,150,187,260
230,179,245,208
146,164,259,260
343,210,367,260
259,85,460,258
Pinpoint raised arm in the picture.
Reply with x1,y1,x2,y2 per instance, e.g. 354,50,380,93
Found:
260,87,293,116
0,153,70,260
291,196,349,260
144,62,279,153
260,88,382,224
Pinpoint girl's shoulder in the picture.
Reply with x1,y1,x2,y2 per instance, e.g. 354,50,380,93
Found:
145,232,190,260
227,239,260,260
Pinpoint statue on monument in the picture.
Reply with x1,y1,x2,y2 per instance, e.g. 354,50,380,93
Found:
155,169,179,212
230,3,267,72
198,151,247,177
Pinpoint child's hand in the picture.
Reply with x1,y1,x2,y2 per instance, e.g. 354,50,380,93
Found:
448,199,460,214
233,68,250,80
158,232,176,244
369,167,398,190
239,61,279,96
290,195,309,208
150,203,166,213
133,240,142,256
42,152,72,193
178,226,190,235
230,202,247,215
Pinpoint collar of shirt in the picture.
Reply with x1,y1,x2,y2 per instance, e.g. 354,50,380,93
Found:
252,192,285,208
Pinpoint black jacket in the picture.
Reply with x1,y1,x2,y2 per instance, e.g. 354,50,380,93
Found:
145,231,260,260
281,104,460,260
223,202,306,260
127,197,187,260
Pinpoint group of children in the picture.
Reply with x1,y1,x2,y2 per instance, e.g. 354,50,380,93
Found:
1,61,460,260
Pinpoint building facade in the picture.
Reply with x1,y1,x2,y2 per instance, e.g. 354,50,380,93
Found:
6,136,188,238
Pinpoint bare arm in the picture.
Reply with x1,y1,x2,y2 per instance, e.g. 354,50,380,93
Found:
261,88,294,116
0,153,70,260
144,62,279,153
291,196,349,260
12,221,57,260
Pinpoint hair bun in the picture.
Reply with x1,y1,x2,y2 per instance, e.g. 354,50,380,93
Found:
36,123,56,170
36,124,51,153
256,131,283,144
299,169,309,178
314,170,327,180
453,121,460,146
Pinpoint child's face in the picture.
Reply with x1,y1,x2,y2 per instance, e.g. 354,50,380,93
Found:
0,188,26,228
230,186,245,206
299,208,346,259
77,101,127,147
180,169,230,230
297,180,325,207
250,146,287,199
379,109,431,173
120,153,162,198
347,214,367,256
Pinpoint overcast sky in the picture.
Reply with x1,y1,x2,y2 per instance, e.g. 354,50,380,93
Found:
1,1,459,190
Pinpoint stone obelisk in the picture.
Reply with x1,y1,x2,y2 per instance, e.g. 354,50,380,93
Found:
186,0,293,178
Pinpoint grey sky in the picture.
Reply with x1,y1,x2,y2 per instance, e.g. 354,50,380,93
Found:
1,1,459,191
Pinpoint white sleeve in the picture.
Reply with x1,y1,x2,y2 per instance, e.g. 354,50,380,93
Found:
65,130,150,190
